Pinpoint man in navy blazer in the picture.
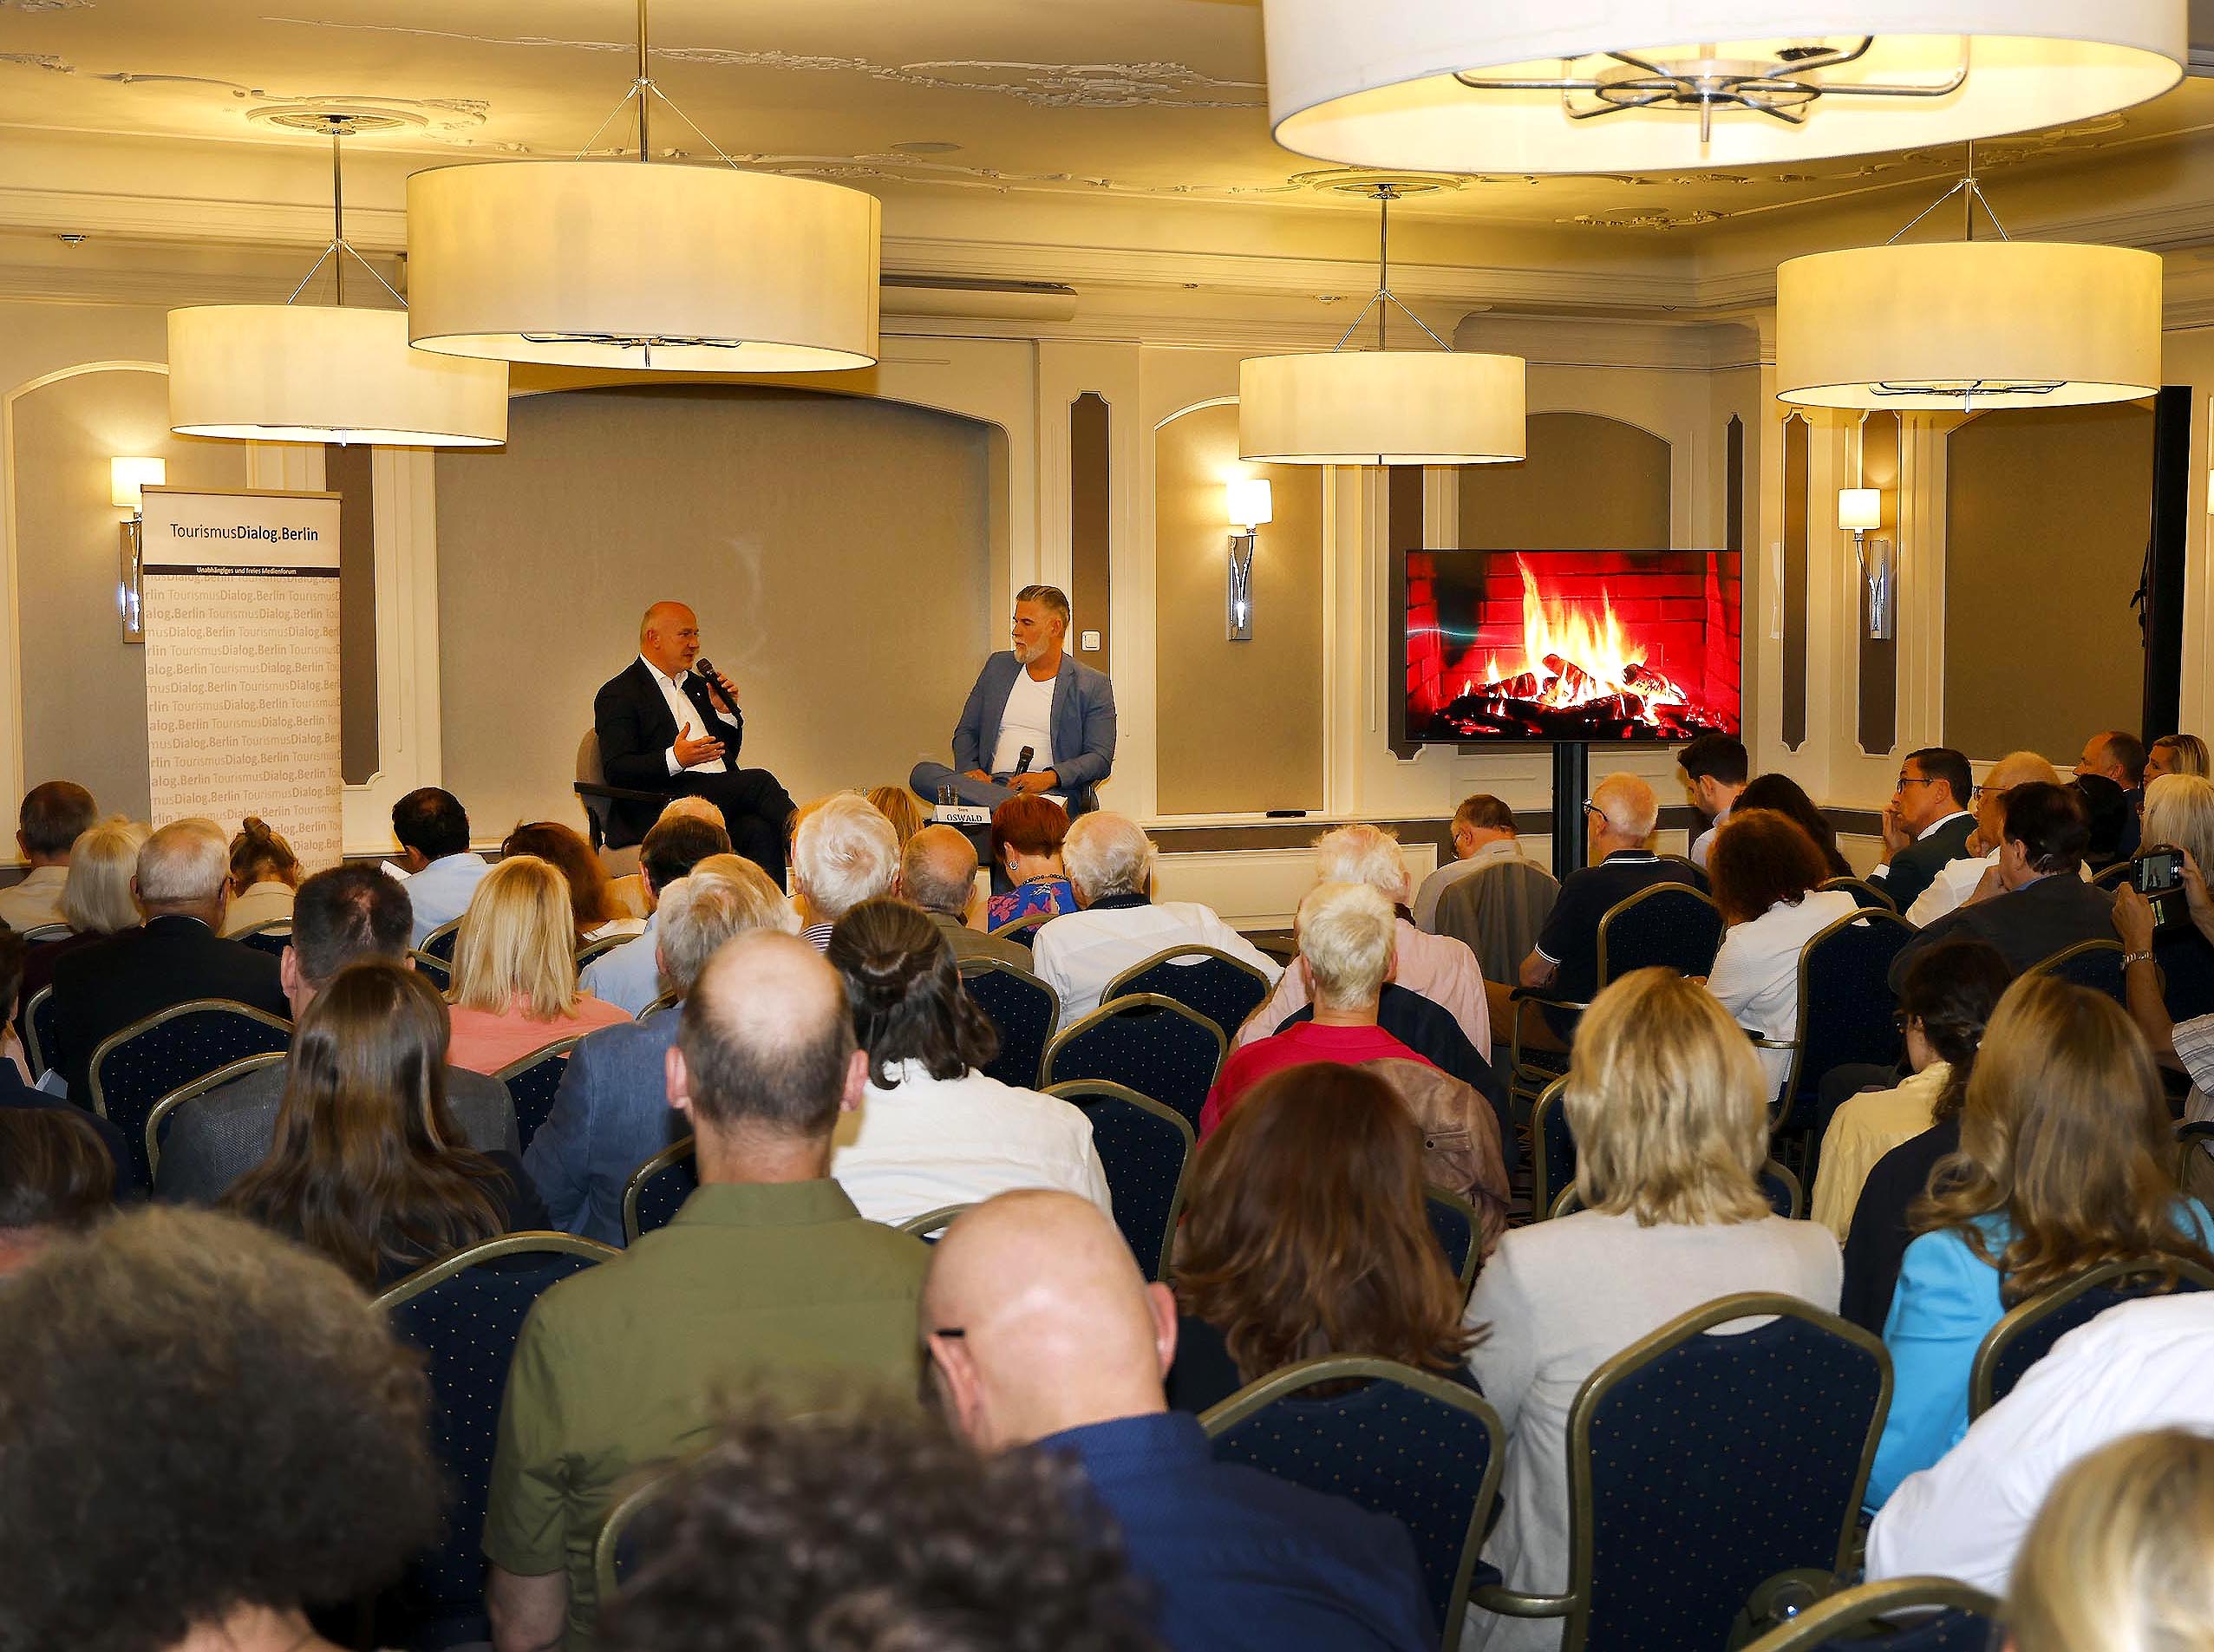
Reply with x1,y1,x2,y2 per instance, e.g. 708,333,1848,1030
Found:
911,584,1116,818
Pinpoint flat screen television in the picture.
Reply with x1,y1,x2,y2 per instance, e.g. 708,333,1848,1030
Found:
1403,548,1742,743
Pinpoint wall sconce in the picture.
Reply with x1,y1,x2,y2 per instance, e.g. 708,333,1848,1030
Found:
1224,477,1272,643
111,456,164,644
1837,486,1894,642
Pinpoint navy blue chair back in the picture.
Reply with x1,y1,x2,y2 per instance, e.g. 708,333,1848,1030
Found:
2030,939,2127,1004
23,983,57,1079
1425,1188,1480,1296
420,919,461,963
235,924,291,958
409,950,453,992
996,912,1050,949
1819,877,1896,913
1970,1257,2214,1417
623,1140,700,1244
2156,928,2214,1022
1046,1080,1193,1280
1735,1578,2000,1652
88,1001,293,1189
1101,946,1272,1042
1780,910,1914,1130
377,1235,617,1646
492,1036,585,1157
959,959,1059,1089
1532,1078,1576,1216
1552,1160,1800,1223
1595,884,1724,984
1041,995,1226,1132
1205,1357,1505,1650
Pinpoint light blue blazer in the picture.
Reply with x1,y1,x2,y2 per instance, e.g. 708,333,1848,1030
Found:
950,651,1117,814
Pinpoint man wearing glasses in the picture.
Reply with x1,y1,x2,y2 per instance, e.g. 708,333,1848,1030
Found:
1871,747,1976,915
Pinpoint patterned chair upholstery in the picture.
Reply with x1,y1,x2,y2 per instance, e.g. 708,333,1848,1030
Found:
376,1234,619,1648
995,912,1050,949
419,919,462,964
1773,910,1914,1133
23,983,57,1080
88,1000,293,1189
2028,938,2127,1004
1041,995,1226,1132
1425,1188,1482,1296
1100,946,1273,1042
1552,1160,1800,1222
408,950,453,992
1969,1257,2214,1418
1531,1078,1576,1217
144,1051,288,1181
1047,1080,1194,1280
1736,1577,2000,1652
623,1140,700,1244
1817,877,1897,913
1204,1356,1506,1651
1593,883,1725,982
1476,1293,1888,1652
574,933,629,968
593,1462,683,1606
958,958,1060,1090
2155,928,2214,1022
493,1036,586,1157
898,1204,970,1242
233,923,292,959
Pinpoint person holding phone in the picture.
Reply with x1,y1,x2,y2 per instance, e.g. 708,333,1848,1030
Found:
2114,793,2214,1204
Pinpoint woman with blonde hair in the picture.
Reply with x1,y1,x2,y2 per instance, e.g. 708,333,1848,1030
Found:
865,785,929,852
21,817,149,1002
221,816,302,936
2145,732,2210,782
2141,771,2214,873
2008,1428,2214,1652
1868,975,2214,1509
1463,969,1839,1652
445,855,629,1073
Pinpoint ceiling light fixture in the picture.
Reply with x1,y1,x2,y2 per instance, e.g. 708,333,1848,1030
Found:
1262,1,2186,173
404,0,878,372
167,115,508,447
1239,184,1525,467
1775,143,2162,412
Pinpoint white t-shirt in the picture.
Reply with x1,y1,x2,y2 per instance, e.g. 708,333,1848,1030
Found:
991,668,1056,774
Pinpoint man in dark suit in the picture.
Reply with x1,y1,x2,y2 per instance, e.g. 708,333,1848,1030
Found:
1888,781,2117,992
50,819,288,1104
593,601,795,884
1870,746,1976,915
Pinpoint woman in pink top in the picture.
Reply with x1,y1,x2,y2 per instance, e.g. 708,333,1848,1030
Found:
444,855,630,1074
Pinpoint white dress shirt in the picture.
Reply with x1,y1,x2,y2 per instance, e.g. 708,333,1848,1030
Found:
1029,900,1284,1025
1904,848,2092,930
1413,837,1530,932
828,1060,1114,1226
1706,888,1861,1103
402,851,490,948
1866,1292,2214,1595
641,654,727,776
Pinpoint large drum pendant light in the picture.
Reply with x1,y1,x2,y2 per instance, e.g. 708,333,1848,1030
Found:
1264,0,2186,174
1240,185,1525,467
168,117,507,447
405,1,878,372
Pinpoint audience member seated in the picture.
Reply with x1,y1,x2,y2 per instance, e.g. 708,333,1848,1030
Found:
580,807,735,1017
1734,772,1853,880
898,823,1029,966
1413,792,1534,931
484,932,931,1652
220,815,300,936
1812,940,2010,1244
445,856,630,1074
1902,749,2063,927
392,785,490,947
792,790,901,951
598,1409,1156,1652
2005,1429,2214,1652
157,864,519,1204
1238,823,1490,1058
985,793,1077,930
2078,728,2148,803
2074,772,2138,873
1870,746,1976,914
0,1206,442,1652
0,930,134,1192
225,960,545,1287
503,819,648,945
605,794,724,918
527,859,802,1244
1704,808,1860,1107
0,778,95,932
1031,812,1280,1023
865,782,929,851
21,815,147,1003
1463,969,1840,1652
1866,975,2214,1509
2147,731,2209,781
1868,1293,2214,1596
0,1107,113,1277
50,817,286,1102
1887,781,2114,992
2115,794,2214,1201
1169,1064,1479,1413
1677,731,1749,871
825,898,1111,1225
923,1190,1435,1652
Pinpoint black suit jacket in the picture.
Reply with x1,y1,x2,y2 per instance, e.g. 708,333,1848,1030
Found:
1878,812,1976,915
593,658,746,846
1887,870,2119,994
50,916,288,1104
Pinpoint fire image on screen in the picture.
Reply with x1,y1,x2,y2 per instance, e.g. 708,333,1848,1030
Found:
1406,549,1742,742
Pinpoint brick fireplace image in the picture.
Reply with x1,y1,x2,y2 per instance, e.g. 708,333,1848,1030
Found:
1406,549,1742,742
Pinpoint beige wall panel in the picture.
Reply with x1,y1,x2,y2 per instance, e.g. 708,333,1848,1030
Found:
1153,401,1324,815
435,385,992,833
1457,410,1670,552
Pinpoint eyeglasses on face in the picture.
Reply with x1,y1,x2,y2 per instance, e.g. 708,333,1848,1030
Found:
1581,800,1605,819
1895,774,1942,791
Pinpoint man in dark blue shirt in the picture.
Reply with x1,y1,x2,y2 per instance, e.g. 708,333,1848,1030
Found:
922,1190,1434,1652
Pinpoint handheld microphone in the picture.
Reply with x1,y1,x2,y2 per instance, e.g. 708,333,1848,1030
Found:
693,657,737,719
1016,744,1035,775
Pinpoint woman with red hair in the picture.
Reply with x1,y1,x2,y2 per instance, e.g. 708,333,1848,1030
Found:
986,794,1077,930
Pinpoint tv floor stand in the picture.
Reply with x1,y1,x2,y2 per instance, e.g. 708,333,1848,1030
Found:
1551,741,1589,872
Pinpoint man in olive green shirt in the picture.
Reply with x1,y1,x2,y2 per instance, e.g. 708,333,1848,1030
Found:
483,931,930,1652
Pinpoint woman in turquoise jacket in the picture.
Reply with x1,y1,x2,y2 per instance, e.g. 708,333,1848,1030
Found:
1868,973,2214,1508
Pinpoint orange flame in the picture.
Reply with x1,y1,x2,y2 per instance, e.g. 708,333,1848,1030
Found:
1460,556,1688,723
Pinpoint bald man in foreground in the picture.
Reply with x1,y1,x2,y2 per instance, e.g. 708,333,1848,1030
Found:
923,1192,1434,1652
593,600,796,885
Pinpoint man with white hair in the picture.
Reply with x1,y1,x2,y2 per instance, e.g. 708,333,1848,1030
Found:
1234,823,1490,1057
791,792,901,951
1029,812,1280,1023
51,818,287,1101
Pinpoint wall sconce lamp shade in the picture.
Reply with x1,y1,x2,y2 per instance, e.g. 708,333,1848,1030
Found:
168,307,510,446
1837,488,1883,532
110,456,166,513
1261,0,2185,173
1225,478,1275,530
1775,242,2163,412
404,162,882,372
1238,350,1526,465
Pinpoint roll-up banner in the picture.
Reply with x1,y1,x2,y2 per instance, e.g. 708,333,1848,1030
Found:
137,486,345,870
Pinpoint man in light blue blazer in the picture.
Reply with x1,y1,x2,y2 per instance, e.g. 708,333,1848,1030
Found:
911,584,1116,818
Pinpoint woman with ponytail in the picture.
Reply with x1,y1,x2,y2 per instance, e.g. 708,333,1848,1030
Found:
222,815,303,935
824,898,1110,1226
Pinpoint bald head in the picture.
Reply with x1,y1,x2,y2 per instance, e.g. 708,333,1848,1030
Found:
1589,772,1658,854
1977,750,2067,842
900,826,979,918
670,930,859,1141
924,1192,1176,1451
639,601,702,676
